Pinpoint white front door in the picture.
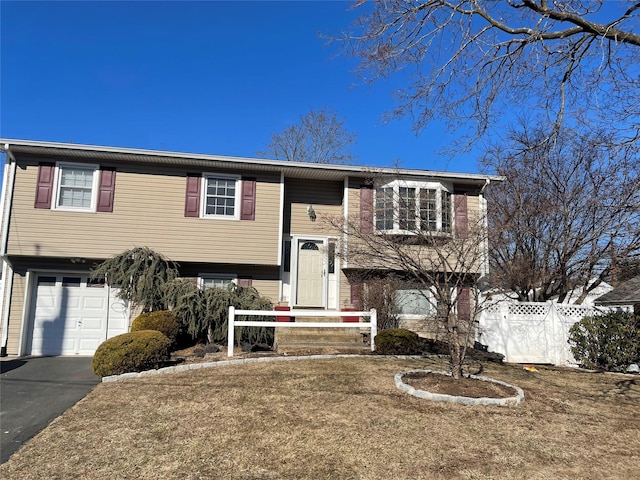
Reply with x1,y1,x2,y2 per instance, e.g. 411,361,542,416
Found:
296,240,324,307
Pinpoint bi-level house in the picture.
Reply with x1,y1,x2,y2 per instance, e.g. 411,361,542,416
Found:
0,140,500,357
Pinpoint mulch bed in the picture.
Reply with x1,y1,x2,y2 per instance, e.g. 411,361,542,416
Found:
403,371,518,398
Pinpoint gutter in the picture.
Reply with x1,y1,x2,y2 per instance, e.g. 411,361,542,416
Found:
0,144,17,355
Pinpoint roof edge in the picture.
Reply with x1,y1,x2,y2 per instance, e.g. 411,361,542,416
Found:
0,138,504,183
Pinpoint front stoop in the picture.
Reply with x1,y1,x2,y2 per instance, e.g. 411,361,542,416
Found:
274,316,370,355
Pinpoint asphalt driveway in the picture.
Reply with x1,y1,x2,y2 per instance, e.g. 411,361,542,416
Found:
0,356,98,463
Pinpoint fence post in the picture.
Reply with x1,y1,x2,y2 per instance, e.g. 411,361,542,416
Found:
500,302,510,362
370,308,377,352
227,306,235,357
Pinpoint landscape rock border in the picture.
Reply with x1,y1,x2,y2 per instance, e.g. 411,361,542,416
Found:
395,369,525,406
102,354,381,382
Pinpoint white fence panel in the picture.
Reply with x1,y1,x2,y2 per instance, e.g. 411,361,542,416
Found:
479,301,608,366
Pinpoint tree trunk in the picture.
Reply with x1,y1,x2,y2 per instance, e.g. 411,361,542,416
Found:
448,317,463,380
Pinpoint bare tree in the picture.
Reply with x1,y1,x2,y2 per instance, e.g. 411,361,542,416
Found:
327,178,491,379
482,122,640,303
258,107,357,164
341,1,640,149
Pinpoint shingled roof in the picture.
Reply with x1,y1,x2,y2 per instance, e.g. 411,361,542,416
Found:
595,276,640,306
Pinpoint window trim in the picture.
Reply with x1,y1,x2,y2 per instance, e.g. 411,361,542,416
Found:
53,162,100,212
200,173,241,220
394,287,438,317
374,180,452,235
198,274,237,290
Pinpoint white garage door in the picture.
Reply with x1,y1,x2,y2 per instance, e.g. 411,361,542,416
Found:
27,274,129,356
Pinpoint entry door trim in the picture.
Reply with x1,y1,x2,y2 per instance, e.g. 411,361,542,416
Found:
290,235,328,308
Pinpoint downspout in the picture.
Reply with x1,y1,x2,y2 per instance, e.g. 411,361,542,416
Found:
278,171,285,302
479,178,490,277
480,178,490,194
1,144,17,355
342,176,349,269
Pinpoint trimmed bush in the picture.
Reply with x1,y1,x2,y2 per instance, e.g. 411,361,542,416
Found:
569,312,640,371
374,328,421,355
92,330,172,377
131,310,181,344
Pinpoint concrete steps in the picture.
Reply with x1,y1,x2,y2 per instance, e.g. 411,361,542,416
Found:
274,315,369,354
276,342,371,355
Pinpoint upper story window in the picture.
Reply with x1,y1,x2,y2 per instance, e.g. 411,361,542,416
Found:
55,163,99,211
203,174,240,219
375,181,452,234
185,173,255,220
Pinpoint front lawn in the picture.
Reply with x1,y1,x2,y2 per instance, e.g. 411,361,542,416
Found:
1,357,638,479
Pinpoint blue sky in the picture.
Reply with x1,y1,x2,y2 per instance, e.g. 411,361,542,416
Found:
0,0,480,175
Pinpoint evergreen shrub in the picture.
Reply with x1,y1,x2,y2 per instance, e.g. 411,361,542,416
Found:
374,328,421,355
92,330,172,377
569,312,640,371
130,310,181,344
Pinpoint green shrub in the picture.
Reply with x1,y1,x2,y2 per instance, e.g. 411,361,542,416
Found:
569,312,640,371
92,330,172,377
131,310,181,344
163,279,274,346
374,328,421,355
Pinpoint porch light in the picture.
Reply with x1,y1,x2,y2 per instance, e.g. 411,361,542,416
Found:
307,205,316,222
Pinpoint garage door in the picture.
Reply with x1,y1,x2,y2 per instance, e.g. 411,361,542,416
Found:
27,274,129,356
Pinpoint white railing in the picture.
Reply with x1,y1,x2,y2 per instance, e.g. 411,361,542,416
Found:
227,307,377,357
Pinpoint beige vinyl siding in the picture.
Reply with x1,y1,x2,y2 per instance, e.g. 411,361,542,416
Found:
250,279,279,304
465,194,480,224
339,270,352,307
5,270,26,355
7,161,281,265
284,179,343,237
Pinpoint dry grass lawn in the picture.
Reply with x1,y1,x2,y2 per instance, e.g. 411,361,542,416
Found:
1,356,639,480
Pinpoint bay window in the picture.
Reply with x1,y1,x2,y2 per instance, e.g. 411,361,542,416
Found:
375,181,452,234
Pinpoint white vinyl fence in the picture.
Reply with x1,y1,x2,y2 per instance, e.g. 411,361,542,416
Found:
227,307,377,357
478,301,616,366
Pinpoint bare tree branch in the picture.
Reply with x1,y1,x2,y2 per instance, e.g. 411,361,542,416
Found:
324,175,492,379
258,107,357,164
340,1,640,149
482,121,640,303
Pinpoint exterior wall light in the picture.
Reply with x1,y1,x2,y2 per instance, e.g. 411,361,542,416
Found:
307,204,316,222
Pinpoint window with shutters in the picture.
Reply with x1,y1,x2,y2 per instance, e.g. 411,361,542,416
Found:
202,174,240,220
374,181,452,235
54,162,99,211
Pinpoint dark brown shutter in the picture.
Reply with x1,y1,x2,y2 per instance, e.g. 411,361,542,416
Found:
240,177,256,221
96,168,116,212
454,194,468,239
360,185,373,233
350,283,363,310
237,277,253,287
457,286,471,323
184,174,201,217
34,163,55,209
